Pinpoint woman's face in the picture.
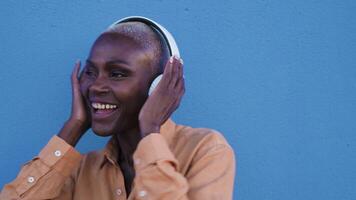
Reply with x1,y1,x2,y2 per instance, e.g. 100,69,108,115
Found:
79,32,156,136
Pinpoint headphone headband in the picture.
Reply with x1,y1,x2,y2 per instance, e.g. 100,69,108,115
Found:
108,16,180,57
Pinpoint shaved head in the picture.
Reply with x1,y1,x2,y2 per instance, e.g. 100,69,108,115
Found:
104,22,170,74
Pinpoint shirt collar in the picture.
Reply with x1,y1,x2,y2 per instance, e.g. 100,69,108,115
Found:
100,118,176,167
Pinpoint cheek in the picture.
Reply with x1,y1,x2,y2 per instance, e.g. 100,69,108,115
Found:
112,82,148,109
113,86,137,103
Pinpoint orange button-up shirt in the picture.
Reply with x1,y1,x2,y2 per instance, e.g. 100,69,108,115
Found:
0,119,235,200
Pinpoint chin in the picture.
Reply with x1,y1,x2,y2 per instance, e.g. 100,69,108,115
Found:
91,123,115,137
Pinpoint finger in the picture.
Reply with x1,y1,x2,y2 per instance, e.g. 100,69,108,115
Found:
71,60,81,98
70,60,81,114
175,58,184,88
162,56,174,83
71,60,81,85
169,57,179,88
175,74,185,95
173,82,185,110
170,56,181,88
173,58,185,89
172,93,183,111
171,74,184,104
179,58,183,77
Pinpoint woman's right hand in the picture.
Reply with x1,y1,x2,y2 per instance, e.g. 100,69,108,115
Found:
57,60,90,147
69,60,90,127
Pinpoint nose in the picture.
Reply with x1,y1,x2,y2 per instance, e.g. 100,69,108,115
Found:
89,76,110,96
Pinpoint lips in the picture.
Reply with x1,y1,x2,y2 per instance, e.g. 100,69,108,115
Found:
91,102,119,119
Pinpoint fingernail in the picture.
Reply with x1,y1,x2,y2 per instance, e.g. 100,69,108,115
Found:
169,56,174,63
179,58,184,65
76,59,81,64
173,55,179,60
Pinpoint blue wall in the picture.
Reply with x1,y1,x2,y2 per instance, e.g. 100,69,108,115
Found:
1,0,355,199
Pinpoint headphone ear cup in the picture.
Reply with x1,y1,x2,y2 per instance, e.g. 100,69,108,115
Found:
148,74,163,95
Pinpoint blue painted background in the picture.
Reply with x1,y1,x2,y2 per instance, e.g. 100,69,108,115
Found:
1,0,355,199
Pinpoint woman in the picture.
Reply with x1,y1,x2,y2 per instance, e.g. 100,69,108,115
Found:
0,16,235,200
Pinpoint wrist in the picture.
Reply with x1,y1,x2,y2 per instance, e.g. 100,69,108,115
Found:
57,119,88,147
68,117,88,128
139,122,160,137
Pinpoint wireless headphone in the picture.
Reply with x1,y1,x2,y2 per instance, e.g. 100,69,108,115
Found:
108,16,180,95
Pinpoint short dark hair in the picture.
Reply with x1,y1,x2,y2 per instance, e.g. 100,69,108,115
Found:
104,21,170,74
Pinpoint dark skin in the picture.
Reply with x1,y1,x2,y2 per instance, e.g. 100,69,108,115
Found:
57,32,185,195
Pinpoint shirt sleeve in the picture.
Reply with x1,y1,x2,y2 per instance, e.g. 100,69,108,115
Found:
0,135,82,200
132,133,236,200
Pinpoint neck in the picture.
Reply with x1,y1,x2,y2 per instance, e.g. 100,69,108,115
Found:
114,126,142,165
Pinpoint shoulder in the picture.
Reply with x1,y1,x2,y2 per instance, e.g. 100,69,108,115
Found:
176,124,232,149
173,123,234,161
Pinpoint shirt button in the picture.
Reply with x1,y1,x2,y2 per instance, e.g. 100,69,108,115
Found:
138,190,147,197
54,150,62,157
116,188,122,196
27,176,35,183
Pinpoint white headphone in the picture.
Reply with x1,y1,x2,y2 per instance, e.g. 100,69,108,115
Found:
108,16,180,95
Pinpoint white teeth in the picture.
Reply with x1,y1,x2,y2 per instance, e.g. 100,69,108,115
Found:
91,102,117,110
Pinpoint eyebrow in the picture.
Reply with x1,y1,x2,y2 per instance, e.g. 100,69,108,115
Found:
107,59,130,66
86,59,130,65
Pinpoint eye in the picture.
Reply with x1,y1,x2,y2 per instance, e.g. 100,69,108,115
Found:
111,71,126,79
82,65,97,78
85,69,96,77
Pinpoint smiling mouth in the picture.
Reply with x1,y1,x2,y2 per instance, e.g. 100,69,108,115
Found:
91,102,119,116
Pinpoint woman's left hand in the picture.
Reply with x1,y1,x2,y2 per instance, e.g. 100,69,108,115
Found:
138,56,185,137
